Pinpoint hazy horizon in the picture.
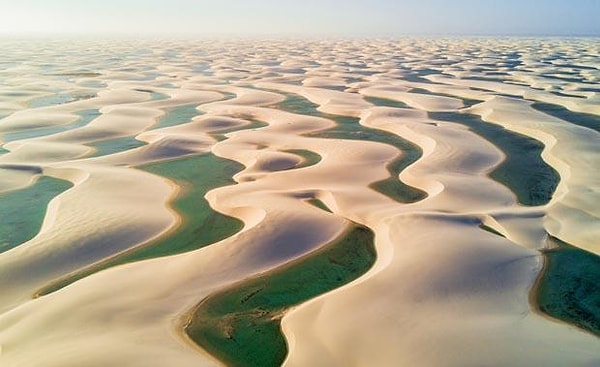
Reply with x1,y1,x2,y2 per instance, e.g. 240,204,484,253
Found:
0,0,598,37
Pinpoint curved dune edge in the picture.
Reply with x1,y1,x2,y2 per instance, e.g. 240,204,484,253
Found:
279,90,598,367
183,222,375,367
33,115,278,297
426,73,600,116
0,87,231,312
0,107,380,363
269,91,429,203
281,215,599,367
0,82,410,363
277,82,599,365
468,97,599,254
0,163,177,312
0,173,73,254
0,38,598,367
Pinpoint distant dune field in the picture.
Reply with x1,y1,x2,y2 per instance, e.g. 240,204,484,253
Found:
0,38,598,367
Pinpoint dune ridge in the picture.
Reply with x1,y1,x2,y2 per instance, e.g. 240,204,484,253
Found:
0,38,598,367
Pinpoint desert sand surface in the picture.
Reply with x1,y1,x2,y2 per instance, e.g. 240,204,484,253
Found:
0,37,598,366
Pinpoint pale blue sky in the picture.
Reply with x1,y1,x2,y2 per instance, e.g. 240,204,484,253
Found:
0,0,598,36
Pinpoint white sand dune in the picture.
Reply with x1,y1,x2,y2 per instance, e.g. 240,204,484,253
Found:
0,164,175,312
469,97,600,253
0,165,41,193
0,38,598,367
428,73,600,115
0,95,394,366
258,82,372,117
283,215,599,367
360,106,518,212
361,86,465,111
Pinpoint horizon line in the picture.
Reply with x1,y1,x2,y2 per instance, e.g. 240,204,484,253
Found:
1,31,599,39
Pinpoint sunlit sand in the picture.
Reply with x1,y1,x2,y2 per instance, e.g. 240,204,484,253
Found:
0,37,598,366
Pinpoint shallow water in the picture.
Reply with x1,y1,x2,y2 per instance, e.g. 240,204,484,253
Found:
0,37,597,367
155,104,202,129
429,111,560,206
37,154,244,296
4,109,100,143
532,102,600,133
0,176,72,254
279,94,427,203
88,135,147,157
282,149,321,169
538,236,600,336
186,224,375,367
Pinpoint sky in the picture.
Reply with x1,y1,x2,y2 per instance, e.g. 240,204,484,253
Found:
0,0,598,36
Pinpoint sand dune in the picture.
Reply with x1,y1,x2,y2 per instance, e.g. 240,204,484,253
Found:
0,38,598,367
469,97,600,253
283,215,599,367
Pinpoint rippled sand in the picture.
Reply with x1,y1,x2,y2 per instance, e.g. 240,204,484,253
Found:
0,37,598,366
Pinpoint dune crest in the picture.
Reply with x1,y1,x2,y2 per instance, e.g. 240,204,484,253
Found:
0,38,598,367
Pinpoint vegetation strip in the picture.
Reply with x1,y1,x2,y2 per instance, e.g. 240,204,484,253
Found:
28,93,77,108
211,120,268,142
363,96,410,108
429,111,560,206
278,94,427,203
408,76,596,338
531,102,600,133
408,87,482,107
0,176,73,253
185,224,375,367
3,109,100,143
537,236,600,336
307,199,333,213
89,135,147,157
38,107,277,295
282,149,322,169
36,154,244,296
154,104,202,129
87,91,236,157
88,103,204,157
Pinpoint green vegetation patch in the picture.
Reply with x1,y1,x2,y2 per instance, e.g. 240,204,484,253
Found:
0,176,72,253
282,149,322,169
307,198,332,213
155,104,202,129
531,102,600,133
186,224,375,367
211,120,269,142
4,109,100,143
479,223,506,238
88,103,203,157
278,94,427,203
36,154,244,296
537,236,600,336
429,111,560,206
89,136,147,157
364,96,410,108
409,88,482,108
